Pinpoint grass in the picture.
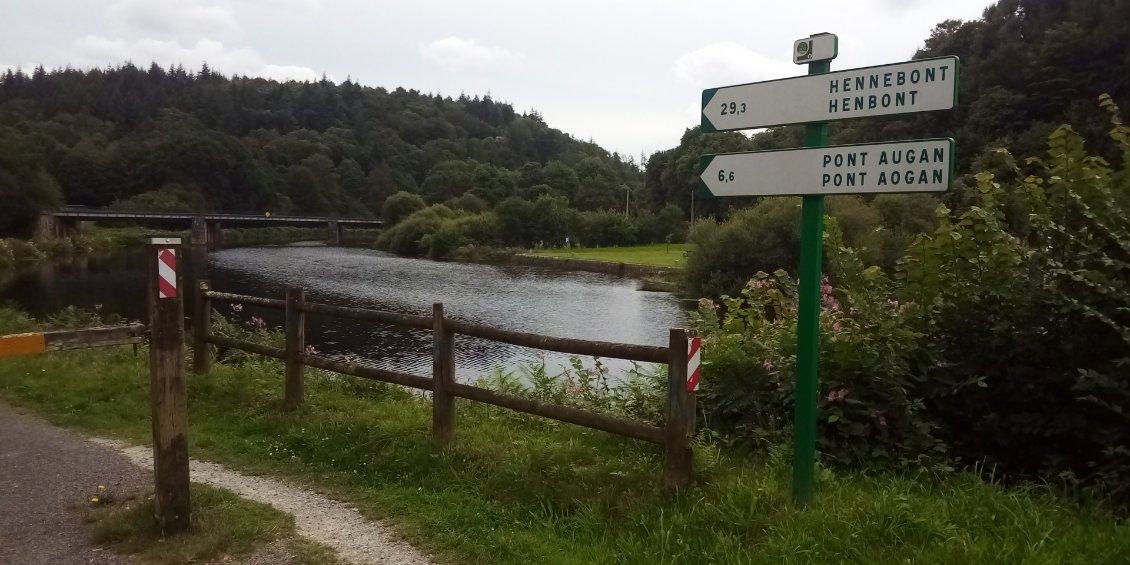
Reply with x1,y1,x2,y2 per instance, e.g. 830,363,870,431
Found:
529,243,689,268
85,483,343,564
0,327,1127,563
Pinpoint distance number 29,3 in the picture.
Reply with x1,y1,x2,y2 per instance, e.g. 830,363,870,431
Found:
719,101,747,116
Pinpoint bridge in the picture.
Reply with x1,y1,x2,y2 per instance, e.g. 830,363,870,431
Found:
37,210,383,249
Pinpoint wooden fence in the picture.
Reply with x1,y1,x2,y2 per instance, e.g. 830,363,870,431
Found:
193,280,696,487
0,324,147,357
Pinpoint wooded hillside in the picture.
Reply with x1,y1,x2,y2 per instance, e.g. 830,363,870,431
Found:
0,64,643,236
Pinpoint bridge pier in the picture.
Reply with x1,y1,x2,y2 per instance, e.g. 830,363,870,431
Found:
206,220,224,251
327,220,342,246
190,217,210,288
35,213,79,241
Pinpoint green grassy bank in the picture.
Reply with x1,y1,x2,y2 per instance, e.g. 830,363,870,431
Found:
529,243,689,268
0,310,1126,564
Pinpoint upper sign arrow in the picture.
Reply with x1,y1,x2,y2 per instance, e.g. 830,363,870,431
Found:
701,56,958,132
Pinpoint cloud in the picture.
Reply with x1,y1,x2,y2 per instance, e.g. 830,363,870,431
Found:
246,0,323,8
420,37,521,70
672,42,797,87
108,0,241,41
73,35,322,82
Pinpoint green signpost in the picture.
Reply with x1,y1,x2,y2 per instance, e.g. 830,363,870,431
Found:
698,33,958,506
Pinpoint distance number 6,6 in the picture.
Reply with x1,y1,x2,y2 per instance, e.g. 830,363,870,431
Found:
717,170,735,182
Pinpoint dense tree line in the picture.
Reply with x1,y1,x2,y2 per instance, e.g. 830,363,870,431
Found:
0,64,645,236
643,0,1130,222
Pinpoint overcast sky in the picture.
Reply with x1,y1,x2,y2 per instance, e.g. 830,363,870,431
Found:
0,0,995,158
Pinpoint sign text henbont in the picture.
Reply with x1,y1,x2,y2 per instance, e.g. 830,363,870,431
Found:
699,139,954,197
701,56,958,132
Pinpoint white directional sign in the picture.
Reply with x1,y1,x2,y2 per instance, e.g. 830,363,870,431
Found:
701,56,958,132
699,138,954,197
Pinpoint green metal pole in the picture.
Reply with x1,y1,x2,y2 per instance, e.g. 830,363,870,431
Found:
792,58,830,506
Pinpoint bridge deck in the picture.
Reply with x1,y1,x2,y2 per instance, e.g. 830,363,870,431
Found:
52,210,382,226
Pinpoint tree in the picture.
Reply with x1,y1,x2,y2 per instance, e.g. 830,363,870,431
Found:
381,191,426,226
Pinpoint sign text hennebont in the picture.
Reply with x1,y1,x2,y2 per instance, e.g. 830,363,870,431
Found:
701,56,958,132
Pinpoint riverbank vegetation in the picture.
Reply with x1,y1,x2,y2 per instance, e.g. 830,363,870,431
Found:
375,191,688,260
692,101,1130,507
0,310,1126,563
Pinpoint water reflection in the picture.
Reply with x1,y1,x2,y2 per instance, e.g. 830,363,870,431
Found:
0,244,687,381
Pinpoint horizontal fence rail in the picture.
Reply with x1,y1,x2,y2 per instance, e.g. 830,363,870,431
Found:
193,281,696,488
447,381,666,444
0,324,147,357
203,291,286,309
445,318,669,364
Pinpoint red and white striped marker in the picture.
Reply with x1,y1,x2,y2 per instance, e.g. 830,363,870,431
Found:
687,337,702,392
157,248,177,299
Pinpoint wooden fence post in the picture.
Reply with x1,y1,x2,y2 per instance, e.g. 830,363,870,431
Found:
284,287,306,410
193,280,211,374
432,303,455,443
146,238,190,533
663,328,693,489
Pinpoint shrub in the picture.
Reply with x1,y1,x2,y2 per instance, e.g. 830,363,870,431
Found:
683,198,802,298
693,221,947,469
375,204,454,256
380,191,426,227
446,193,490,213
575,210,637,247
423,213,502,259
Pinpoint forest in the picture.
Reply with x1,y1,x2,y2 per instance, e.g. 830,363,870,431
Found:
0,61,647,237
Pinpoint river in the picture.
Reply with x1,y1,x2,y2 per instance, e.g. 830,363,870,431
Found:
0,244,687,381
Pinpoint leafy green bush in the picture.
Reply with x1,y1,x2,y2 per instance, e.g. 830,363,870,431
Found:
380,191,426,227
683,195,938,298
907,99,1130,503
423,213,502,259
375,204,454,256
693,222,947,469
683,198,803,298
575,210,637,247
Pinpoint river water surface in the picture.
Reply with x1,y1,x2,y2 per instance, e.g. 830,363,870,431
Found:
0,244,687,381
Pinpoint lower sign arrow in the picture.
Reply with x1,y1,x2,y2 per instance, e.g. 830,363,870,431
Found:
700,138,954,197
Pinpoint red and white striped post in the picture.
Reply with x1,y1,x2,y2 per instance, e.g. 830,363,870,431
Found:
146,237,190,533
687,337,702,393
157,246,177,299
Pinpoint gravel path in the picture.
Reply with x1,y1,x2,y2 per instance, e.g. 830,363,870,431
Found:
93,439,435,565
0,402,145,565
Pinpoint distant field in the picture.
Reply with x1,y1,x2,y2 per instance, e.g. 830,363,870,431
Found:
530,243,688,268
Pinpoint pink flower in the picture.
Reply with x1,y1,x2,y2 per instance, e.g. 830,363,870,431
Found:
831,321,842,333
304,344,319,355
231,303,244,313
762,360,774,371
249,316,266,330
826,389,848,402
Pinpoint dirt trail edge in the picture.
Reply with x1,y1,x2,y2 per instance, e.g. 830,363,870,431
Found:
90,439,434,565
0,402,144,565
